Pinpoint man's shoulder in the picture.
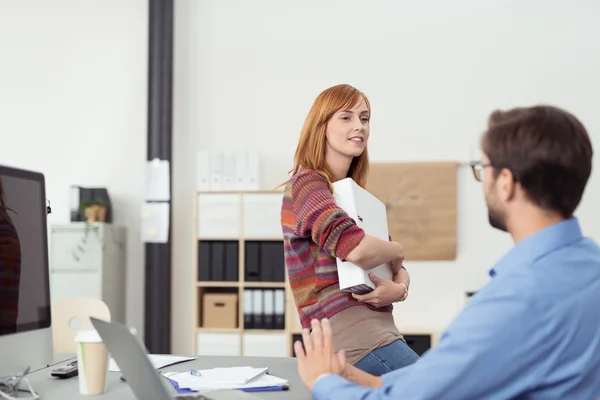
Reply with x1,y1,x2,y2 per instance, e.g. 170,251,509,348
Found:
531,236,600,284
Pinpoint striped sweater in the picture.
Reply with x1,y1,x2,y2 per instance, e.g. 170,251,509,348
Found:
281,169,393,329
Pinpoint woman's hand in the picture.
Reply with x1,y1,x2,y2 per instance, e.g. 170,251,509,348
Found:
389,256,405,274
351,273,407,308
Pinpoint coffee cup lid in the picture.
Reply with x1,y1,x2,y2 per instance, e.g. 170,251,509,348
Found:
74,329,103,343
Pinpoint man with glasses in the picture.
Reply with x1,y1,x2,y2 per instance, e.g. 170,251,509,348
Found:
294,105,600,399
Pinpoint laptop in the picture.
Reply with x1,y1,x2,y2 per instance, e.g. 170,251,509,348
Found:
90,317,261,400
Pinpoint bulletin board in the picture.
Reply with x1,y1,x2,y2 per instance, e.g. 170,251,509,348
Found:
366,162,458,261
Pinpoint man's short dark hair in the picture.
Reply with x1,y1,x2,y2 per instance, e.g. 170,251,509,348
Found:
482,105,593,218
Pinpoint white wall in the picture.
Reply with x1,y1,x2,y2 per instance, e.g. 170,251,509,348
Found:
0,1,148,336
173,0,600,354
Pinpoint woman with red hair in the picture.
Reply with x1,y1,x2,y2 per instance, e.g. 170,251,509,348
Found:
281,84,419,375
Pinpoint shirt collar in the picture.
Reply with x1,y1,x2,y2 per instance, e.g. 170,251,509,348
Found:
489,217,583,277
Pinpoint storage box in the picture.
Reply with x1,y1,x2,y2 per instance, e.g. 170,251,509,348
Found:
332,178,393,294
202,293,239,329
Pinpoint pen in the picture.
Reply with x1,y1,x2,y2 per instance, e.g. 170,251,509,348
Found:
244,367,268,383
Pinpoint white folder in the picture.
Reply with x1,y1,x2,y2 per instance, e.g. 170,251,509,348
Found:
332,178,393,294
195,150,211,191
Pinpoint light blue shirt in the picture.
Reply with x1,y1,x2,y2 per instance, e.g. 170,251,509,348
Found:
313,218,600,399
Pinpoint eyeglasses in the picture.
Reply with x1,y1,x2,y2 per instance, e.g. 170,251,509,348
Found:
469,161,492,182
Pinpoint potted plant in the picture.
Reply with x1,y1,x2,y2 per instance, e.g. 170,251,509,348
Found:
79,199,109,223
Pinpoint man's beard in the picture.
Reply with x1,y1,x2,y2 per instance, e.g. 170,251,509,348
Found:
488,205,508,232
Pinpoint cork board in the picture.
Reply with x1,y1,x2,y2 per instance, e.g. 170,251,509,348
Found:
366,162,458,261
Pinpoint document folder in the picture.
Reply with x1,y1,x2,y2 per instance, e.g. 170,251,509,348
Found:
332,177,393,294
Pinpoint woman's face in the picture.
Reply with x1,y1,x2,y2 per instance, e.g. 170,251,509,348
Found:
325,98,370,160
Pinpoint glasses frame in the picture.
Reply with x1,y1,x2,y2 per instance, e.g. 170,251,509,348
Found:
469,161,492,182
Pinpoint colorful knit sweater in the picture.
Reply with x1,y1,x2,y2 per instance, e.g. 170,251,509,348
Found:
281,169,393,329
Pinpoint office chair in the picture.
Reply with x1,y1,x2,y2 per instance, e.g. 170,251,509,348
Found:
51,298,111,353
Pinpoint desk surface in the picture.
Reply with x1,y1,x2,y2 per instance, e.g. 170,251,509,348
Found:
26,355,310,399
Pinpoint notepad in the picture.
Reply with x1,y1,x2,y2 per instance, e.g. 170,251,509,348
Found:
163,367,288,392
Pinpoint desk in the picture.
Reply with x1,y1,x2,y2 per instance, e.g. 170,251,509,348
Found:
26,355,310,399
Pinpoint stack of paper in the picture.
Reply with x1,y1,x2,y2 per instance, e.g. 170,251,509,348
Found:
163,366,288,392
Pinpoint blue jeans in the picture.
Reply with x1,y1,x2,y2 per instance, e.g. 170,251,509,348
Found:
354,339,420,376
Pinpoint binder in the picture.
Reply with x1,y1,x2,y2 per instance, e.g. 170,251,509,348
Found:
197,241,211,281
210,242,225,281
244,241,285,282
332,178,393,293
209,151,223,191
244,242,260,281
243,290,253,329
252,289,264,329
195,150,211,191
263,290,274,329
274,289,285,330
261,242,285,282
259,243,273,281
244,151,260,191
221,151,236,191
224,242,239,281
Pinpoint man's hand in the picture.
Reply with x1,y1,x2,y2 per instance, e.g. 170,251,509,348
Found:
352,273,406,308
295,318,346,392
342,363,383,388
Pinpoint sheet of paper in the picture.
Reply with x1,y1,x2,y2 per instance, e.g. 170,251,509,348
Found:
163,369,288,392
141,202,170,243
189,367,267,384
145,158,170,201
109,354,196,372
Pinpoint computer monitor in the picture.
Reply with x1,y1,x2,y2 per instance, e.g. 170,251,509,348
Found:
0,165,53,378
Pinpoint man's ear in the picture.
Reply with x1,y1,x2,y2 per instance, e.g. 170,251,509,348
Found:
497,168,516,202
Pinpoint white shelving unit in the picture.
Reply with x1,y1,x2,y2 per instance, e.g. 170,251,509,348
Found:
193,191,303,358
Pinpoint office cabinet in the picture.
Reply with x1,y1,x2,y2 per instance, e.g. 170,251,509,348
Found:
193,191,296,357
49,223,126,323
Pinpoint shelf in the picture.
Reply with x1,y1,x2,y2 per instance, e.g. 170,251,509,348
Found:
195,328,288,335
196,327,241,333
195,281,287,288
196,281,240,287
242,329,286,334
196,190,284,195
196,237,243,241
242,282,286,288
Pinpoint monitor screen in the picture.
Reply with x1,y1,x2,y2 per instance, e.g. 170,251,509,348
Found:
0,166,51,336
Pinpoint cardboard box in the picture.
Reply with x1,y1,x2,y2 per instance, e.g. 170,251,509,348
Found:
332,178,393,294
202,293,239,329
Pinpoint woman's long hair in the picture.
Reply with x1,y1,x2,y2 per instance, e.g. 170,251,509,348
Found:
286,84,371,191
0,177,15,215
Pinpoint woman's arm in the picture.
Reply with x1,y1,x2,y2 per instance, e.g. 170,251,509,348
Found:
393,265,410,288
291,171,365,260
345,235,404,270
290,170,403,269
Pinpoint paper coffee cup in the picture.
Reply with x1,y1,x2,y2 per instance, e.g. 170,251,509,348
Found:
74,330,109,395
